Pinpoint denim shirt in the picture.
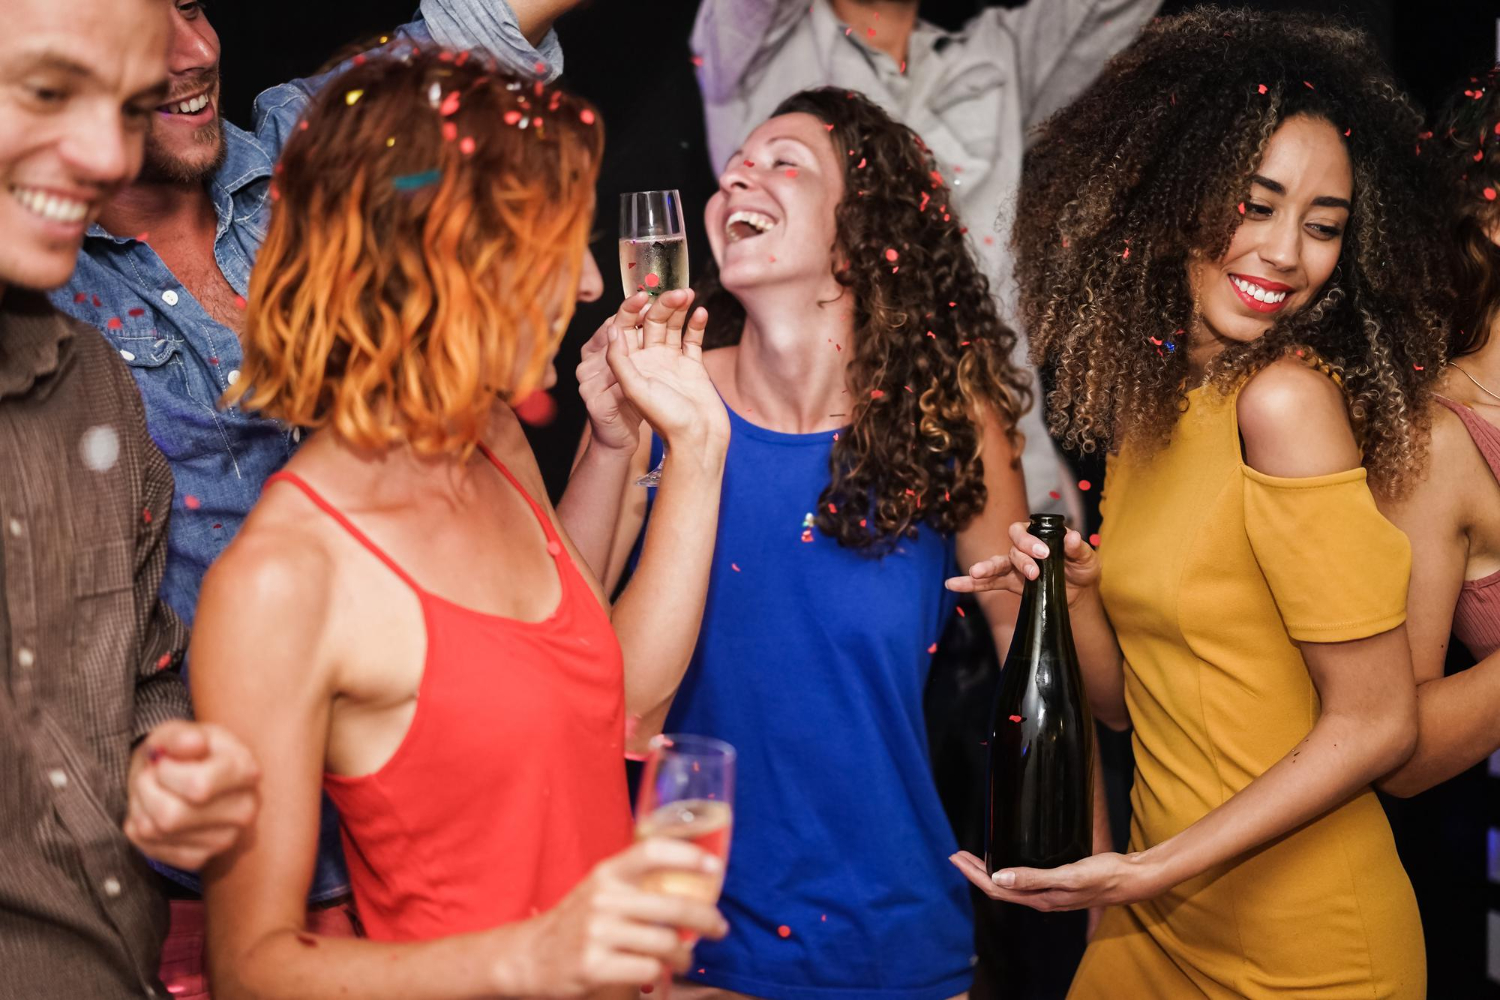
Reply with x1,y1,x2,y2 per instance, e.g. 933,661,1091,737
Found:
50,4,563,904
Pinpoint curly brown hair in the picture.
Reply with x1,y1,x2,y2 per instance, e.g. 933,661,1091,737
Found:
1012,6,1453,492
227,51,603,457
696,87,1032,552
1430,64,1500,358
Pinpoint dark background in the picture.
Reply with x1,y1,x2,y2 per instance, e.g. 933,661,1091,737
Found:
217,2,1498,997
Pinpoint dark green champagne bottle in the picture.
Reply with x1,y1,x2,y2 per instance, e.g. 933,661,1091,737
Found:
986,513,1095,874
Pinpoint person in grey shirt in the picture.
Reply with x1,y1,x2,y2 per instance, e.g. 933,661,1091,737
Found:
691,0,1161,513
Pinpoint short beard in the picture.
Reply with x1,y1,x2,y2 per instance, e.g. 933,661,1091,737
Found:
139,119,228,185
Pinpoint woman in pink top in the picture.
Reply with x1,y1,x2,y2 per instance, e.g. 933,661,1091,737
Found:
191,53,731,998
1379,68,1500,796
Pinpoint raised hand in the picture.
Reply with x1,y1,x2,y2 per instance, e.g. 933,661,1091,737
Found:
125,720,260,871
508,837,729,995
576,292,650,455
946,521,1101,607
605,288,728,453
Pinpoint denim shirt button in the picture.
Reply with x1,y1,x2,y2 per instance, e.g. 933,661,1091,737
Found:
119,349,136,362
227,369,241,385
161,290,180,306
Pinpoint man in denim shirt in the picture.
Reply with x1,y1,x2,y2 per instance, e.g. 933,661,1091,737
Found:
51,1,583,994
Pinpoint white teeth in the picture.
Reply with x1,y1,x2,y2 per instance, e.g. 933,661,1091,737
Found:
1232,276,1288,304
167,93,209,115
725,209,777,241
10,186,88,223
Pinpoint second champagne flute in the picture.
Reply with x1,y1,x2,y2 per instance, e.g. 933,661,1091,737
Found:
619,189,689,487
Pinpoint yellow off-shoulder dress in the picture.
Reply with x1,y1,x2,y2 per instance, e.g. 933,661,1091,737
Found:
1068,383,1425,999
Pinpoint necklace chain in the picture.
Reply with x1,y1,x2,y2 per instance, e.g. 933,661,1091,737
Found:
1448,362,1500,404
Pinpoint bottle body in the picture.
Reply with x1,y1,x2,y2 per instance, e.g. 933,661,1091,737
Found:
986,514,1095,874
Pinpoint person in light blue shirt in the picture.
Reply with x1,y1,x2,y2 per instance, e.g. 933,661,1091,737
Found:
49,0,586,989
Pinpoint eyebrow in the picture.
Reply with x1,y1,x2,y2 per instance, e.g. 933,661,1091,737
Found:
1249,174,1352,211
723,135,820,172
9,51,96,79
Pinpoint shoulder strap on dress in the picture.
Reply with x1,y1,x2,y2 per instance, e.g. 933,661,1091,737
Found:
264,471,426,595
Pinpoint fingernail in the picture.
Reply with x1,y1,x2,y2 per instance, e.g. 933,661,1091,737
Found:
1032,544,1048,558
703,856,724,873
995,871,1015,887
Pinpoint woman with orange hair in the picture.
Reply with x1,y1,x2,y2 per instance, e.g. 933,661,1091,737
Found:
189,51,732,998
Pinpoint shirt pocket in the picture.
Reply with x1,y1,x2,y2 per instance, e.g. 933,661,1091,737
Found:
70,539,136,686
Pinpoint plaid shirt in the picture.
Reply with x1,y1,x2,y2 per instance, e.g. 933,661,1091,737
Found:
0,290,190,999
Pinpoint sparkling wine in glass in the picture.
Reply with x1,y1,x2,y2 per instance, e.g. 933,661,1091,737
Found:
619,190,689,487
635,734,734,994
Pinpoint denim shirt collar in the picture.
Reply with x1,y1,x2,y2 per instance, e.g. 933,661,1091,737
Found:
83,121,277,246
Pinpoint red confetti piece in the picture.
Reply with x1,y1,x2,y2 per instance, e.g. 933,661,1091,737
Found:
743,159,755,167
156,653,172,671
1048,490,1061,500
184,495,200,510
459,136,477,156
580,108,596,125
1008,714,1022,723
777,925,792,938
534,61,547,75
1078,480,1092,491
234,295,247,310
1121,247,1131,260
92,295,101,307
644,272,661,288
956,606,965,617
1237,202,1246,215
135,233,149,243
1344,128,1351,137
439,91,460,116
731,563,741,572
800,530,814,543
504,110,522,125
824,123,835,131
1414,364,1424,371
1089,533,1101,548
821,914,827,922
884,248,899,262
128,307,145,317
1303,80,1314,89
690,54,704,67
928,643,938,654
514,390,557,426
828,503,837,513
441,122,458,142
298,121,309,132
785,168,799,178
856,157,867,169
106,316,122,330
74,292,86,303
870,389,885,399
209,356,219,365
1485,187,1498,201
867,27,875,37
142,507,153,524
1257,83,1268,94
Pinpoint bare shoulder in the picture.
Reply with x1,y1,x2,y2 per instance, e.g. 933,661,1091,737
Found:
1236,356,1359,477
193,485,338,687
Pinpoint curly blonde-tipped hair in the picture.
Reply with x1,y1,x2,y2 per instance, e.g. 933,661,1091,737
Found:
225,50,603,456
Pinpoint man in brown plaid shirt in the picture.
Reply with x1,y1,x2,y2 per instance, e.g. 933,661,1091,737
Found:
0,0,261,995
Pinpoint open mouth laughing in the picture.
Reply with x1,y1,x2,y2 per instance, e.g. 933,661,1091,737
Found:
1228,273,1293,314
725,209,779,242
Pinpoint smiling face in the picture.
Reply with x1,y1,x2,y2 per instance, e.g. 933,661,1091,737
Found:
1187,114,1353,356
704,112,845,295
0,0,169,292
140,0,224,184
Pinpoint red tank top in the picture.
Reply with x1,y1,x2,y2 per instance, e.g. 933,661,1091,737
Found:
266,445,633,942
1435,395,1500,660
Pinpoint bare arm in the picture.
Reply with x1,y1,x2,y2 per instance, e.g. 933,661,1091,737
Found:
1378,407,1500,796
596,313,730,745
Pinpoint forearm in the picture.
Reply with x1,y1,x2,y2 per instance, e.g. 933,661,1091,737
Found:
557,439,634,582
1090,737,1112,854
213,924,527,1000
611,442,726,742
1379,649,1500,797
505,0,579,44
1144,709,1412,890
1070,589,1128,729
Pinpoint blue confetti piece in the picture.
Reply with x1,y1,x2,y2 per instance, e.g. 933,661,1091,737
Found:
392,168,442,192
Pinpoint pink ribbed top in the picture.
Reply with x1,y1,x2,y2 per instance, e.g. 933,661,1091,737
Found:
1436,395,1500,660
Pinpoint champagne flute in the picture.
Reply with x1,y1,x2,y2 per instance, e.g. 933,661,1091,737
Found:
619,190,689,487
635,734,734,996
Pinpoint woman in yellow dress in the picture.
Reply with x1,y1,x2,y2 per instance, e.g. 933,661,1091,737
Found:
946,9,1453,999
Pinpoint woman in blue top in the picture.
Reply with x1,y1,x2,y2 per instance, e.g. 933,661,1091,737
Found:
590,88,1034,1000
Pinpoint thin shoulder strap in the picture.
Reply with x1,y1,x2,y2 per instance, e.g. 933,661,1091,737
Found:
475,443,562,543
265,471,426,595
1435,395,1500,479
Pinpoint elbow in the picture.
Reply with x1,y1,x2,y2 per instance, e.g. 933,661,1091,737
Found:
1370,705,1419,778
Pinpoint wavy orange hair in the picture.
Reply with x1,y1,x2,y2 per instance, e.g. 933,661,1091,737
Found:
225,51,603,456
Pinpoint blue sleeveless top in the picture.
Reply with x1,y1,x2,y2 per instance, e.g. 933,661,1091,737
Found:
642,405,974,1000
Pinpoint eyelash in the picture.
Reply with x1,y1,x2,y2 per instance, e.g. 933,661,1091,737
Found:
1242,201,1343,240
178,1,208,17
